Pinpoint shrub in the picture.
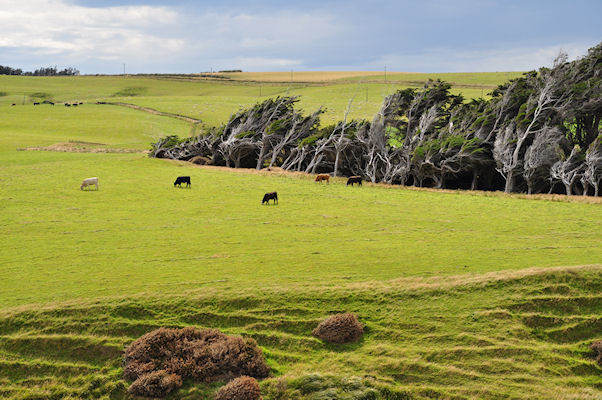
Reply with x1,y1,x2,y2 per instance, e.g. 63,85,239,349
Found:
113,86,147,97
30,92,52,99
189,155,212,165
591,340,602,365
124,327,270,384
127,370,182,398
215,376,262,400
312,313,363,344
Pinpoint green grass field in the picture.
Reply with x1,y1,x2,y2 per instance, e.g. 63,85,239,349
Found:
0,72,517,128
0,74,600,399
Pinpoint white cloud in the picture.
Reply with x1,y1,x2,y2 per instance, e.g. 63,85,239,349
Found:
360,43,594,73
0,0,183,65
0,2,344,72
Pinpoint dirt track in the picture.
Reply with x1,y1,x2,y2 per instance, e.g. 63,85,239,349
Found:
104,102,202,124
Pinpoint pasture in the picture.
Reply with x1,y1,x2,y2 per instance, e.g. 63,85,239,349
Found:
0,73,600,399
0,71,520,128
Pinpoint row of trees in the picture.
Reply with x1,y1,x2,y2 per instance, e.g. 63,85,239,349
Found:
0,65,79,76
151,43,601,196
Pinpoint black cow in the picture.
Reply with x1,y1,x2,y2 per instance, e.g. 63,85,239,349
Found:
346,176,362,186
11,103,16,106
262,192,278,205
65,103,71,107
174,176,191,187
33,102,40,105
72,103,78,107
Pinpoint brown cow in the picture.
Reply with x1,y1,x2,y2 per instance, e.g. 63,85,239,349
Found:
315,174,330,183
346,176,362,186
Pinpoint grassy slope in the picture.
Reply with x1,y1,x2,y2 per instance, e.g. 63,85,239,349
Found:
0,72,518,128
1,152,601,308
0,266,600,399
0,74,600,399
0,104,191,151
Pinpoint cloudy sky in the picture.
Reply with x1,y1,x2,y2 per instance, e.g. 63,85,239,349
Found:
0,0,600,74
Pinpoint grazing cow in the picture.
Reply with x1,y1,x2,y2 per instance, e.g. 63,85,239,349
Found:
346,176,362,186
33,102,40,106
174,176,191,187
262,192,278,205
315,174,330,183
65,103,71,107
72,103,78,107
11,103,16,106
80,177,99,190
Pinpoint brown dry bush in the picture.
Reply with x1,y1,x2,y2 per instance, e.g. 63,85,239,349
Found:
189,155,212,165
591,340,602,366
123,327,270,396
215,376,262,400
127,370,182,398
312,313,363,344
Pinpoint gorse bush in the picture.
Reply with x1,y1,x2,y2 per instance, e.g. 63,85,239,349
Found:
123,327,270,397
591,340,602,366
127,370,182,398
312,313,363,344
215,376,262,400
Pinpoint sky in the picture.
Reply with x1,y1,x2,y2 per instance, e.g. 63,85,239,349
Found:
0,0,600,74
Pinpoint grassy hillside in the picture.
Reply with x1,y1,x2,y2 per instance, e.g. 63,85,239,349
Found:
0,265,600,399
0,103,191,151
0,73,600,399
0,72,521,128
1,151,601,308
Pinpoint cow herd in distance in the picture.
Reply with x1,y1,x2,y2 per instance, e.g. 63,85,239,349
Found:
79,173,363,205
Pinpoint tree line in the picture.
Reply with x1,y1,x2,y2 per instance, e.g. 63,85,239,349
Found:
0,65,79,76
151,43,601,196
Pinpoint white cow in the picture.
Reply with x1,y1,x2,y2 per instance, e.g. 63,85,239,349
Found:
80,177,99,190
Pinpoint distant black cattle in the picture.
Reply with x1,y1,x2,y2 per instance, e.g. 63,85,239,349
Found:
174,176,191,187
262,192,278,205
64,103,71,107
33,102,40,105
11,103,16,106
346,176,362,186
72,103,78,107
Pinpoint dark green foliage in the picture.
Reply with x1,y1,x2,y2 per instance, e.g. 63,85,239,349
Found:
113,86,147,97
30,92,52,99
150,42,601,195
0,65,78,76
